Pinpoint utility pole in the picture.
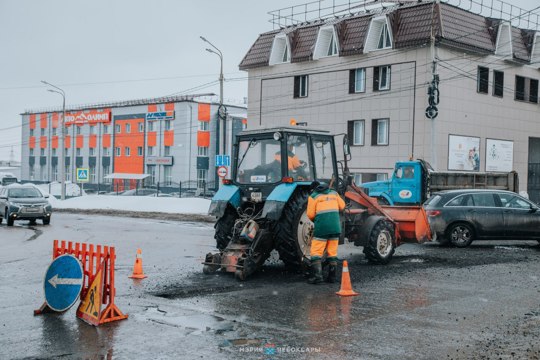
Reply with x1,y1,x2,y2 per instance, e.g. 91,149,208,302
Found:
426,1,440,170
41,80,66,200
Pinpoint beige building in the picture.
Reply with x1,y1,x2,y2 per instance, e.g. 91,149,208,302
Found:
239,1,540,201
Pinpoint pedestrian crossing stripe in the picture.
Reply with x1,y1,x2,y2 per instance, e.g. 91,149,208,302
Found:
76,261,104,326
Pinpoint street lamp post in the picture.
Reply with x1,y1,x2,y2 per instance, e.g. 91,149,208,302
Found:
200,36,225,189
41,80,66,200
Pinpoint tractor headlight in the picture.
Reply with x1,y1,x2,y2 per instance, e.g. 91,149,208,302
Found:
273,132,282,141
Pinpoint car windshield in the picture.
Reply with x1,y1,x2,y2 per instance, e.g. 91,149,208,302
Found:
8,188,42,198
236,138,282,184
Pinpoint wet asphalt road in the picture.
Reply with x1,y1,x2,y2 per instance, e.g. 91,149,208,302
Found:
1,213,540,360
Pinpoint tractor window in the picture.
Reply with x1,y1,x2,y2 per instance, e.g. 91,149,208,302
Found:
286,135,313,181
236,138,282,183
313,139,334,183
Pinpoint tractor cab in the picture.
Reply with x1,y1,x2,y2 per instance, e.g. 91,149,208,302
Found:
231,127,338,201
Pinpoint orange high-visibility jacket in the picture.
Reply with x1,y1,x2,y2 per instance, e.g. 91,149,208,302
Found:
274,151,301,171
307,188,345,238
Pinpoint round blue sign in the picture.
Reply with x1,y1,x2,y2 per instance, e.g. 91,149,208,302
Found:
43,254,84,312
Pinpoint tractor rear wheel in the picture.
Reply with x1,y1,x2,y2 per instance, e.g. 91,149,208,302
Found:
274,189,311,268
363,220,396,264
214,207,238,250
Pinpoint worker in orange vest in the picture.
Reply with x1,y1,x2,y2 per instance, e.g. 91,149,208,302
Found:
274,144,302,171
306,181,345,284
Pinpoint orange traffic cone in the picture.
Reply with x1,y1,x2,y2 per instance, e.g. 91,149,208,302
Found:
129,248,147,279
336,260,359,297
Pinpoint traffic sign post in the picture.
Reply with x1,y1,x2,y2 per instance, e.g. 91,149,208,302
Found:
215,155,230,167
43,254,84,312
76,168,89,183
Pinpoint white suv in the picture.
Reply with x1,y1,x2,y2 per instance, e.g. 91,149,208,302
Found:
0,184,53,226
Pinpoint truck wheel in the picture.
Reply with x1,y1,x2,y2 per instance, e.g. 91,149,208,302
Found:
447,223,474,248
214,207,238,250
274,189,311,268
363,220,395,264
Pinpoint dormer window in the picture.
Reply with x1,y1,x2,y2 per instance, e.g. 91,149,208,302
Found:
364,16,393,53
378,23,391,49
269,34,290,65
314,25,339,59
495,22,512,56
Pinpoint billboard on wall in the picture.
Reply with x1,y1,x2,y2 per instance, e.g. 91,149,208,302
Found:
448,135,480,171
485,139,513,172
65,110,111,125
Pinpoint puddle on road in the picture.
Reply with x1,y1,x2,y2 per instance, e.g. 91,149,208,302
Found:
139,306,236,336
26,226,43,241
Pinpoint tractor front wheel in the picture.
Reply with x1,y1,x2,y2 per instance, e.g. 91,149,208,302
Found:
274,189,311,268
363,220,396,264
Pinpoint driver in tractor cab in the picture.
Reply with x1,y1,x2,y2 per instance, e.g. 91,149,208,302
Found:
275,144,303,171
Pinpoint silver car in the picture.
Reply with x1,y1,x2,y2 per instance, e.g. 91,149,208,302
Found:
0,185,53,226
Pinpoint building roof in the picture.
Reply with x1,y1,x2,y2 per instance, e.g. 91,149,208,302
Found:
239,2,538,70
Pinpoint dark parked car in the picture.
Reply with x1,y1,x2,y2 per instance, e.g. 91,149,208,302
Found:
424,189,540,247
0,184,53,226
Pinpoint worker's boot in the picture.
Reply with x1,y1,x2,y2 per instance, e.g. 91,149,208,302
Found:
326,262,337,283
307,260,323,284
302,258,311,279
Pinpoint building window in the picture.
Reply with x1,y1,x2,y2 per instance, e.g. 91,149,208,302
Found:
30,148,34,156
76,148,81,156
52,128,57,136
314,26,338,59
294,75,309,98
52,165,58,181
115,147,121,156
40,148,45,156
198,146,209,156
76,126,82,135
349,68,366,94
374,65,391,91
347,120,365,146
139,123,144,132
89,148,95,156
164,146,171,156
199,121,209,131
147,121,154,132
30,129,34,136
65,165,71,182
125,124,131,133
115,124,121,133
90,166,96,183
137,146,143,156
103,125,110,134
29,165,35,180
372,119,389,146
124,147,130,156
164,166,172,185
477,66,489,94
147,165,156,185
493,70,504,97
197,169,208,189
377,22,391,49
52,148,57,156
515,75,539,103
41,128,45,136
377,173,388,181
41,165,46,181
102,165,110,182
89,126,96,135
164,120,172,130
353,173,362,184
103,147,109,156
148,146,154,156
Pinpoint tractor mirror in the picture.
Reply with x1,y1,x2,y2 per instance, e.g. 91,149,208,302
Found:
343,137,351,157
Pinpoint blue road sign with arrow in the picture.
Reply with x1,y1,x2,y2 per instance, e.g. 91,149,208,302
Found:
44,254,84,312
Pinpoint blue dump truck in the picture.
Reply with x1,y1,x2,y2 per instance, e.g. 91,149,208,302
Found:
361,159,519,205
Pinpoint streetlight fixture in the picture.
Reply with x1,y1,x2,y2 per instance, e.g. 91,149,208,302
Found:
41,80,66,200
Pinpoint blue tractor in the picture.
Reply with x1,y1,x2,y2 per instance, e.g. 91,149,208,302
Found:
205,127,343,280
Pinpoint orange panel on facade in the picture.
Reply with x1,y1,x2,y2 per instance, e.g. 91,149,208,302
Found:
147,132,157,147
65,135,71,148
164,130,174,146
76,135,84,148
29,137,36,149
40,114,47,129
51,136,59,149
197,131,210,147
29,115,36,129
52,113,59,128
165,103,174,111
148,104,157,112
114,118,145,174
103,134,111,148
89,134,97,148
198,103,211,121
40,136,47,149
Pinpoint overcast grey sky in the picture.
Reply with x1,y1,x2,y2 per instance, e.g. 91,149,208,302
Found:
0,0,538,161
